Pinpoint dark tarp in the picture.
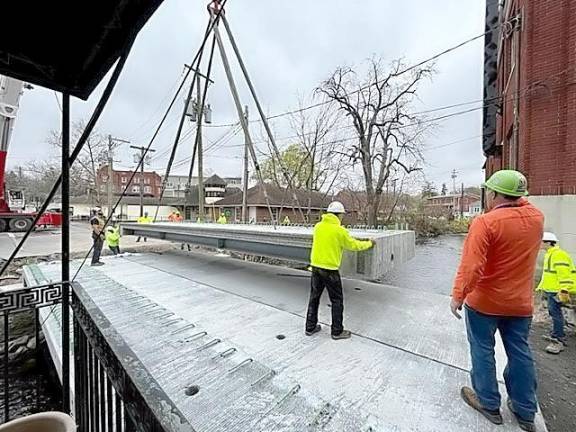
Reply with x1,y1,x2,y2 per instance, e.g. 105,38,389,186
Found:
0,1,164,100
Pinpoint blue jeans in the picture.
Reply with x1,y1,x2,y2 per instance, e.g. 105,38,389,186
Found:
546,292,565,340
465,306,537,422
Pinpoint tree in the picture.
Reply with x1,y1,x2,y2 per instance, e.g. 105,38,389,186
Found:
259,144,312,189
47,120,112,203
317,56,434,225
421,181,438,198
441,183,448,195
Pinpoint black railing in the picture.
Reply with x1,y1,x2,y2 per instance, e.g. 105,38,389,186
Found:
0,282,172,431
0,282,62,423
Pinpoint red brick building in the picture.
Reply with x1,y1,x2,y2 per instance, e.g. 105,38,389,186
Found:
425,194,480,218
96,165,162,198
483,0,576,253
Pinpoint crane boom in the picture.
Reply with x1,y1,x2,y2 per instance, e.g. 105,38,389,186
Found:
0,75,25,212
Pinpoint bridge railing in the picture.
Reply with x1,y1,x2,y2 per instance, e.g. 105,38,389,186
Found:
0,281,171,431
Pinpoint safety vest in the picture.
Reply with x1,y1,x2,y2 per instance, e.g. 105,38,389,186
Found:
537,245,576,294
217,215,227,224
105,227,120,247
137,216,153,224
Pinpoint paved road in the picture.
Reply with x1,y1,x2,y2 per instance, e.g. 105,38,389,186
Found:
0,222,165,260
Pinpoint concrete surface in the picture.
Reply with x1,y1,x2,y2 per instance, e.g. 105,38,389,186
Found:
0,222,165,260
25,251,548,431
121,222,416,281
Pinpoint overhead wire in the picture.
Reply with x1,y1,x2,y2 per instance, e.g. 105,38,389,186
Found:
71,0,231,281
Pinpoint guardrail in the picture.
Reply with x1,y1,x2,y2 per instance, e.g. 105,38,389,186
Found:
0,281,170,431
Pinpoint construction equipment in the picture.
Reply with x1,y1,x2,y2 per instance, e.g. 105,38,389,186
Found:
0,75,62,232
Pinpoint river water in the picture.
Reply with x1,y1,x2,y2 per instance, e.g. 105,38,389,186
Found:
383,234,465,296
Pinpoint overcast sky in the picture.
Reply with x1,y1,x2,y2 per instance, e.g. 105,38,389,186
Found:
7,0,487,192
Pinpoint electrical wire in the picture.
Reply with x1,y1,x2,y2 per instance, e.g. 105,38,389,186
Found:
70,0,231,282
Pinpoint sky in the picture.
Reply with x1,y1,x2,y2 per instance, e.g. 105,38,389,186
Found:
6,0,488,193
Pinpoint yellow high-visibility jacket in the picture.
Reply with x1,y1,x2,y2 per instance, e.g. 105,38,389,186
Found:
105,227,120,247
217,215,227,224
310,213,372,271
537,245,576,294
137,216,153,224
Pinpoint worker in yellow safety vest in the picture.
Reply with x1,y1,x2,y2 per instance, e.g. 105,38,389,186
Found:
282,215,291,225
305,201,374,340
136,212,153,242
537,232,576,354
217,214,227,224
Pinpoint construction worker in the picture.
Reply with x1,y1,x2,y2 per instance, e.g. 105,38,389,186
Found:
174,211,183,222
451,170,543,432
537,232,576,354
136,212,152,242
89,209,105,266
105,225,121,255
282,215,291,225
305,201,374,340
217,213,227,224
168,211,177,222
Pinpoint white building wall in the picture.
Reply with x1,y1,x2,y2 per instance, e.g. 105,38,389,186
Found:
529,195,576,256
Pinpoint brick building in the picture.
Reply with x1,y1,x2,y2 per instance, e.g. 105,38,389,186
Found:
483,0,576,253
97,165,162,198
425,194,481,218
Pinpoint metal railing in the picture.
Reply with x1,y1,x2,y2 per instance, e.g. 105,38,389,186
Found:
0,281,169,431
0,282,62,423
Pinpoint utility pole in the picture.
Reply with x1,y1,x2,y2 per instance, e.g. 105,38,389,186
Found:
242,105,249,223
130,145,156,217
451,169,458,194
184,64,214,223
460,182,465,219
196,72,205,223
107,135,130,217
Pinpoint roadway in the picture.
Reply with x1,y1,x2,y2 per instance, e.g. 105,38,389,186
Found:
0,222,165,260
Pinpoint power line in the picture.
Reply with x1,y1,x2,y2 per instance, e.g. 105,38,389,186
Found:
204,28,498,129
71,0,231,282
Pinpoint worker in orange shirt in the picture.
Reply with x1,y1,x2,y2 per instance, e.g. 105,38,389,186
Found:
451,170,544,432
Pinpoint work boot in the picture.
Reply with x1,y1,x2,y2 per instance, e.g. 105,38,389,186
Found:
91,262,104,267
545,339,566,354
460,387,503,425
305,324,321,336
331,330,352,340
507,399,536,432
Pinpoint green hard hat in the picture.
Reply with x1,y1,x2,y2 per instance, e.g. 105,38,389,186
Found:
483,170,529,197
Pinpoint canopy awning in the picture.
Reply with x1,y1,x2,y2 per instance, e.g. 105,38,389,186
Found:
0,1,164,100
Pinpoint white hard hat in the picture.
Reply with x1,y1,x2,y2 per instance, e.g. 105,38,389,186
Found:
327,201,346,214
543,232,558,243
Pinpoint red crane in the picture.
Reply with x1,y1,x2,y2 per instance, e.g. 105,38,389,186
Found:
0,75,61,232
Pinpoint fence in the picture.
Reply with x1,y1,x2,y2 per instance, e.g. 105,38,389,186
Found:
0,281,168,431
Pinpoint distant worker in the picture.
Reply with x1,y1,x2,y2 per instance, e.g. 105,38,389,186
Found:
537,232,576,355
136,212,152,242
105,225,121,255
282,215,291,225
89,209,105,266
305,201,374,340
174,211,183,222
168,211,177,222
451,170,543,432
217,213,227,224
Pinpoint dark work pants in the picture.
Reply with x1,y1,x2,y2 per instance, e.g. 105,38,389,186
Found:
92,236,104,264
109,246,121,255
306,268,344,336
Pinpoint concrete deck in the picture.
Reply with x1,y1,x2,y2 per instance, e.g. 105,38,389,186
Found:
25,251,547,431
120,222,415,281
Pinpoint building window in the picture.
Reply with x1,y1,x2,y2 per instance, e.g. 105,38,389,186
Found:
144,186,151,193
121,177,127,184
144,177,150,185
132,186,140,193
